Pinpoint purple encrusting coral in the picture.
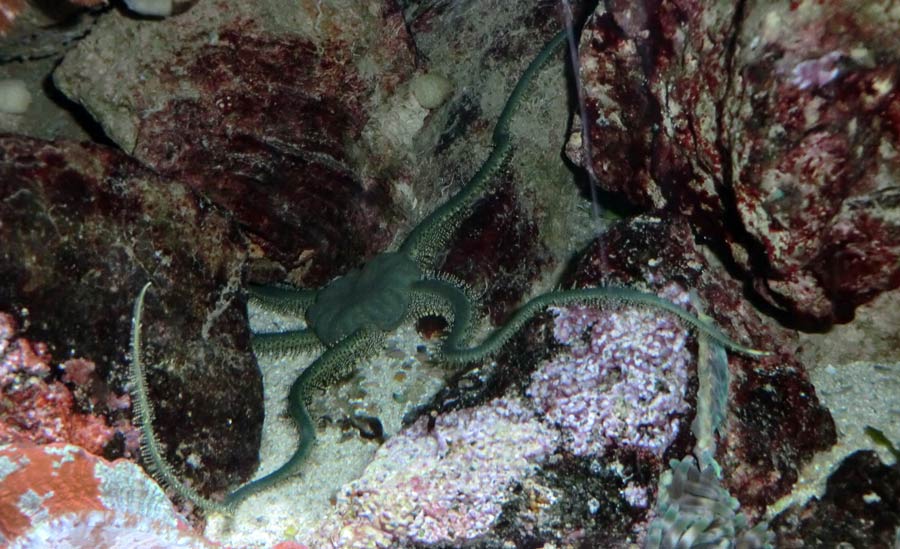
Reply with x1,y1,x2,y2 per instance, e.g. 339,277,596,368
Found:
304,396,559,548
527,286,693,458
295,287,701,547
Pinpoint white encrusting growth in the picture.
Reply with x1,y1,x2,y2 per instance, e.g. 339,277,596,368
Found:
0,79,30,115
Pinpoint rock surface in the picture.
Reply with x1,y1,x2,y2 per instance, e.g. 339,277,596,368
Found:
0,135,261,498
53,0,415,286
571,215,836,514
567,0,900,326
771,450,900,548
0,0,896,546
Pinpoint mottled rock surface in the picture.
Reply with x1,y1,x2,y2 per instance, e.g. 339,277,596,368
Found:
53,0,415,286
0,1,98,61
771,450,900,548
0,135,261,498
567,0,900,326
571,215,836,514
441,182,551,325
53,0,587,299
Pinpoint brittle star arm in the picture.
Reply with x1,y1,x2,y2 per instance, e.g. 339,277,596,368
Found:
398,30,567,267
247,283,319,316
251,328,322,357
411,280,771,365
130,282,232,514
247,284,324,356
130,282,383,514
224,327,383,508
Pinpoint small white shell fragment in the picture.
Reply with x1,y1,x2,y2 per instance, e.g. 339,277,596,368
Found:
124,0,173,17
411,73,453,110
0,79,31,115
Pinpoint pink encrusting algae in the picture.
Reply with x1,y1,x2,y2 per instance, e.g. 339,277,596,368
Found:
0,289,699,548
0,442,221,548
527,295,692,458
303,396,560,548
293,290,698,547
0,312,134,454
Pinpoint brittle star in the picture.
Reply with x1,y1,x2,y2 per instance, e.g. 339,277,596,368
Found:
129,31,769,514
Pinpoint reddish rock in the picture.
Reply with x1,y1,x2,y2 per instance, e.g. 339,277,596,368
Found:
440,182,551,325
0,312,121,455
0,0,24,35
0,135,261,497
54,2,417,286
730,1,900,325
568,0,900,326
134,25,401,285
571,215,835,514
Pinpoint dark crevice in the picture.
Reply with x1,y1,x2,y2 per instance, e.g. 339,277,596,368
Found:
561,0,636,219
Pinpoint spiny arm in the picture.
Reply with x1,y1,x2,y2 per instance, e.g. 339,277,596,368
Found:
129,282,233,514
130,282,382,513
224,328,382,506
398,31,567,265
435,286,770,364
247,283,319,316
251,329,323,357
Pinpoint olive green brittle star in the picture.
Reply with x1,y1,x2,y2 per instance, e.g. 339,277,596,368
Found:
130,31,770,515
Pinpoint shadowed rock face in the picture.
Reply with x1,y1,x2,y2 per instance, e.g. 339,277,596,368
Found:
0,135,262,497
567,1,900,327
771,450,900,547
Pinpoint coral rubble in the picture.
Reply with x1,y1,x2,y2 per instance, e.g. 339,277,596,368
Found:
304,396,558,547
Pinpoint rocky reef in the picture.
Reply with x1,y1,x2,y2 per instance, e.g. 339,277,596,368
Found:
0,0,898,547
